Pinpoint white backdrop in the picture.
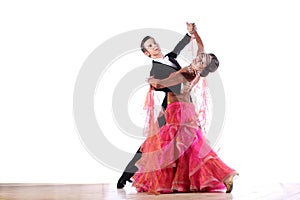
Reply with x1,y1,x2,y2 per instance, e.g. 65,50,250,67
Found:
1,0,300,185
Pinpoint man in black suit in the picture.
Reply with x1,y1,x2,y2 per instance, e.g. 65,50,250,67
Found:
117,23,196,189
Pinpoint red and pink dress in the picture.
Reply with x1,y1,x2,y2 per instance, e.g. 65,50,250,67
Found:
132,76,237,194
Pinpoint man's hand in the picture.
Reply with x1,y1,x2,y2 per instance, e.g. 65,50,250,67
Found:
147,76,159,87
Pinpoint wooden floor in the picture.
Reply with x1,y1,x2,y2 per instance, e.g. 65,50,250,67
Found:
0,182,300,200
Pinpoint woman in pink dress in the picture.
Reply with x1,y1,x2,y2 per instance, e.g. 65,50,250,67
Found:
132,24,238,194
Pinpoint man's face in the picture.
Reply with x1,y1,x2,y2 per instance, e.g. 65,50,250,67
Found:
143,38,162,58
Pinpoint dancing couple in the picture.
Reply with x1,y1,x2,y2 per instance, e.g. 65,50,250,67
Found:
117,22,238,194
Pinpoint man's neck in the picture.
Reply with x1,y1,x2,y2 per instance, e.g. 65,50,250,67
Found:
151,53,164,59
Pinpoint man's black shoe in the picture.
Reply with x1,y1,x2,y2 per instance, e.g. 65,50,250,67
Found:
117,173,133,189
117,178,126,189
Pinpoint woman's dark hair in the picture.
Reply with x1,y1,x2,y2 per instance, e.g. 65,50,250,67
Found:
200,53,219,77
140,36,153,53
208,53,219,72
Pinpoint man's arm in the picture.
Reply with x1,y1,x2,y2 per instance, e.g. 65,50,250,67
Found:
167,22,198,58
171,33,191,57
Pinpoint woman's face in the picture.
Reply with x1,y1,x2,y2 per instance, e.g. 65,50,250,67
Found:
193,53,211,70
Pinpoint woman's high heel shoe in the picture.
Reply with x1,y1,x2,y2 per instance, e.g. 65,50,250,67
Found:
224,173,239,193
224,180,233,193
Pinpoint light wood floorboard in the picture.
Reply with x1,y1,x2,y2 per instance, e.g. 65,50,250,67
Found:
1,182,300,200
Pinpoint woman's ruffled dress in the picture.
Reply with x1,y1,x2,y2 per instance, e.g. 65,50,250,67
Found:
132,102,236,194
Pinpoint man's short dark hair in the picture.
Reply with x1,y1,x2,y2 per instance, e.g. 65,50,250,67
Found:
140,36,153,53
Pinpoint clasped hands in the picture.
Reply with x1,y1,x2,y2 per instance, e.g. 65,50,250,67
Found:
186,22,196,35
